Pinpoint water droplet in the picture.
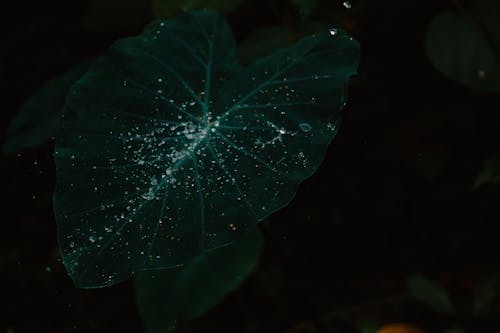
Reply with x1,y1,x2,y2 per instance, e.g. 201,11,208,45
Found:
142,191,155,200
299,123,312,132
329,28,338,36
327,122,337,131
89,236,96,243
343,1,352,8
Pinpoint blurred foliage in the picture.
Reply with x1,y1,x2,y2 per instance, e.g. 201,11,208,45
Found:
135,228,263,333
473,275,500,316
357,317,379,333
426,0,500,93
406,276,455,315
475,156,500,188
3,60,92,154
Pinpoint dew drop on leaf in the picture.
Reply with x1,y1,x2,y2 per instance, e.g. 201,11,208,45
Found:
299,123,312,132
53,10,360,288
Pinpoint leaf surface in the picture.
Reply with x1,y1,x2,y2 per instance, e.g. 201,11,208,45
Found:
54,10,359,287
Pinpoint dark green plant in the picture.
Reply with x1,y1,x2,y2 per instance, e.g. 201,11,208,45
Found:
53,10,358,288
4,7,359,333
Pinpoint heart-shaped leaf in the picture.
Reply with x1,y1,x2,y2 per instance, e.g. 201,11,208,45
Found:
54,10,359,288
426,5,500,93
135,226,262,333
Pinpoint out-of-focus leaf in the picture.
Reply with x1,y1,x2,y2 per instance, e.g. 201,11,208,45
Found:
475,156,500,188
82,0,152,34
291,0,318,19
406,275,455,315
473,275,500,316
357,317,380,333
3,61,92,154
376,324,425,333
153,0,244,18
135,227,263,333
238,22,330,64
238,26,294,64
425,6,500,93
414,149,448,182
54,10,359,288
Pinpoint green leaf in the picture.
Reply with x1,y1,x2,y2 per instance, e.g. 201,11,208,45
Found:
406,275,455,315
475,156,500,188
473,275,500,316
135,227,262,333
153,0,244,18
3,61,92,154
426,7,500,93
54,10,359,288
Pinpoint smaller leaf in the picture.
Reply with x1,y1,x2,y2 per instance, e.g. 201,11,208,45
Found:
135,227,263,333
426,8,500,93
406,275,455,315
3,61,92,154
473,275,500,316
474,156,500,188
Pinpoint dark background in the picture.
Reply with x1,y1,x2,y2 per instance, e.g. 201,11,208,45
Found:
2,0,500,332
